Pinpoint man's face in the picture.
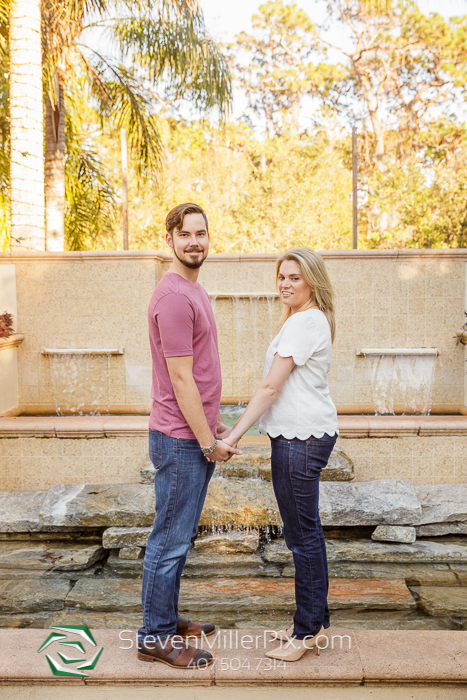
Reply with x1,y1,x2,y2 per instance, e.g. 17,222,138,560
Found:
166,213,209,269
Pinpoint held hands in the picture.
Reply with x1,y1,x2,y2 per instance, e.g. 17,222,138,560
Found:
217,423,233,441
209,439,242,463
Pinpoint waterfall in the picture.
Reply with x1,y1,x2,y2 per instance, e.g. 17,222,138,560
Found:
48,352,112,416
364,352,438,415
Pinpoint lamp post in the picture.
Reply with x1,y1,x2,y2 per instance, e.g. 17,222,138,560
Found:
352,126,358,249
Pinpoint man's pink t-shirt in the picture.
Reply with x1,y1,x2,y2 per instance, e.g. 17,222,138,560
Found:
148,272,222,439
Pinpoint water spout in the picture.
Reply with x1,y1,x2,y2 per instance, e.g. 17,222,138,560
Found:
359,349,438,415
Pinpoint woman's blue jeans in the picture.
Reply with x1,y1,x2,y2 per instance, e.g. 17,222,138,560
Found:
270,432,337,639
138,429,215,643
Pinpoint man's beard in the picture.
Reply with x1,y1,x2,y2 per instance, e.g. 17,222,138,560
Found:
173,246,207,270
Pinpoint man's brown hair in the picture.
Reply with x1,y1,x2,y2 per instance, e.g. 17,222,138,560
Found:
165,203,209,235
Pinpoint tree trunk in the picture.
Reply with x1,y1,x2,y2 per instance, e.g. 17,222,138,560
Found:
9,0,45,251
45,77,66,251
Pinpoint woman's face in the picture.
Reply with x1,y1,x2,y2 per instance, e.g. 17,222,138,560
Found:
278,260,314,313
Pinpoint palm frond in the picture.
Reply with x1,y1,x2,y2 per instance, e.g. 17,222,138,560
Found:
79,50,162,177
64,110,117,251
113,16,231,112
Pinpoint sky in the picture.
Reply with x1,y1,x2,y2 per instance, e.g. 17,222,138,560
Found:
200,0,464,43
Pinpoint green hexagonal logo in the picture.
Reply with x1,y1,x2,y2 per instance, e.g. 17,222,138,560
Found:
37,625,104,678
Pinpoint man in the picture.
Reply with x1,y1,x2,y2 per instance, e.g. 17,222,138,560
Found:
138,203,240,669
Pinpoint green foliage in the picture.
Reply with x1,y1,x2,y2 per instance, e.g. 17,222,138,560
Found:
92,117,352,252
230,1,323,135
228,135,352,251
64,80,117,250
4,0,467,252
41,0,231,180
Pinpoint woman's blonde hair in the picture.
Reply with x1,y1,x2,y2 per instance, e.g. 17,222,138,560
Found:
276,247,336,342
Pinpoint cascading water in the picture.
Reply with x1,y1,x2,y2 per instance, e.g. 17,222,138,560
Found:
210,294,218,316
363,352,438,415
48,352,112,416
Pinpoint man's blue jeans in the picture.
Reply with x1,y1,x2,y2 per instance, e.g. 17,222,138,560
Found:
138,429,215,642
270,432,337,639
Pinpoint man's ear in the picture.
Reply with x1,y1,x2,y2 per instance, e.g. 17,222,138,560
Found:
166,232,173,249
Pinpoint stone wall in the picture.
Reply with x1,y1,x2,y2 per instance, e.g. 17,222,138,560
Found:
0,249,466,414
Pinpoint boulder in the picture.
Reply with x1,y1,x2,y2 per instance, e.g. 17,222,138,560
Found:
0,612,51,629
0,490,48,532
105,550,281,579
47,611,143,630
217,446,272,480
119,547,143,560
178,579,295,613
0,565,104,581
102,527,151,549
65,577,415,614
326,539,467,564
327,579,415,611
104,553,143,577
67,578,142,612
322,445,355,481
329,610,455,631
184,550,280,578
411,586,467,617
264,538,467,565
328,562,459,587
39,484,155,529
0,542,104,571
281,561,458,586
0,477,423,533
263,540,292,564
196,531,259,554
416,523,467,537
451,564,467,585
319,480,421,526
214,444,354,482
200,477,281,527
201,478,421,528
140,461,155,483
414,484,467,525
371,526,416,544
0,579,71,613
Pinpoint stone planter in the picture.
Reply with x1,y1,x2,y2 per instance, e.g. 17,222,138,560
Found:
0,334,24,415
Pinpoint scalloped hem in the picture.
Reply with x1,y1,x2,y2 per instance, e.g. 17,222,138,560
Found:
260,428,339,440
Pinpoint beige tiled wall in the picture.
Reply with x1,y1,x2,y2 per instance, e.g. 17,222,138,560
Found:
1,251,465,414
325,257,466,409
338,436,467,485
1,434,466,490
13,258,157,413
0,436,147,491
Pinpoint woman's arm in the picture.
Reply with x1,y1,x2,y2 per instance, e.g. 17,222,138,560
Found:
224,354,295,446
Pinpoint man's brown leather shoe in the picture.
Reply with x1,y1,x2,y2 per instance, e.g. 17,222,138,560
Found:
176,616,216,638
137,635,214,668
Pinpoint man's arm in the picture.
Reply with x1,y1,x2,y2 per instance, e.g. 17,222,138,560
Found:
166,355,241,462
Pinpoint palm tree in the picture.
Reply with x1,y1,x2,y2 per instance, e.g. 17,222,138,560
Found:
2,1,231,251
8,0,45,251
42,0,231,250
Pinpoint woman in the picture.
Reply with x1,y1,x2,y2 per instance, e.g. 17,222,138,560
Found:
224,247,338,662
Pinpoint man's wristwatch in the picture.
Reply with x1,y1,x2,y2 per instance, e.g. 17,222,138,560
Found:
201,439,218,455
